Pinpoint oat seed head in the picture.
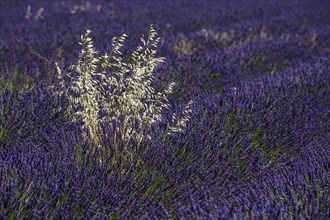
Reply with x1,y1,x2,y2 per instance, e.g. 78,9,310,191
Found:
56,26,192,150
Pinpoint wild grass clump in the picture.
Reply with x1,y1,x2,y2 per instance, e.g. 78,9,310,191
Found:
55,25,192,163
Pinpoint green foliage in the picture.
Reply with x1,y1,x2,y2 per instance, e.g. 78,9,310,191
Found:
0,125,11,142
0,67,34,95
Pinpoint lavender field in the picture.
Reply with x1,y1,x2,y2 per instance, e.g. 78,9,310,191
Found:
0,1,329,219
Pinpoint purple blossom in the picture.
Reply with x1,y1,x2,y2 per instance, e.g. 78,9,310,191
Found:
1,0,329,219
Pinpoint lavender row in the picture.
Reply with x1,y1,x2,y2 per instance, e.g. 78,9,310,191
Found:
1,56,328,218
1,1,329,92
1,0,329,219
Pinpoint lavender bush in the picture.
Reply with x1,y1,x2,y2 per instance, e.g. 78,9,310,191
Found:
0,1,329,219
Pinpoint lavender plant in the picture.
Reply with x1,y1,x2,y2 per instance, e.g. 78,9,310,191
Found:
1,1,329,219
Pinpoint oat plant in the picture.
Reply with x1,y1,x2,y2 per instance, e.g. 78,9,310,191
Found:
55,25,192,164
